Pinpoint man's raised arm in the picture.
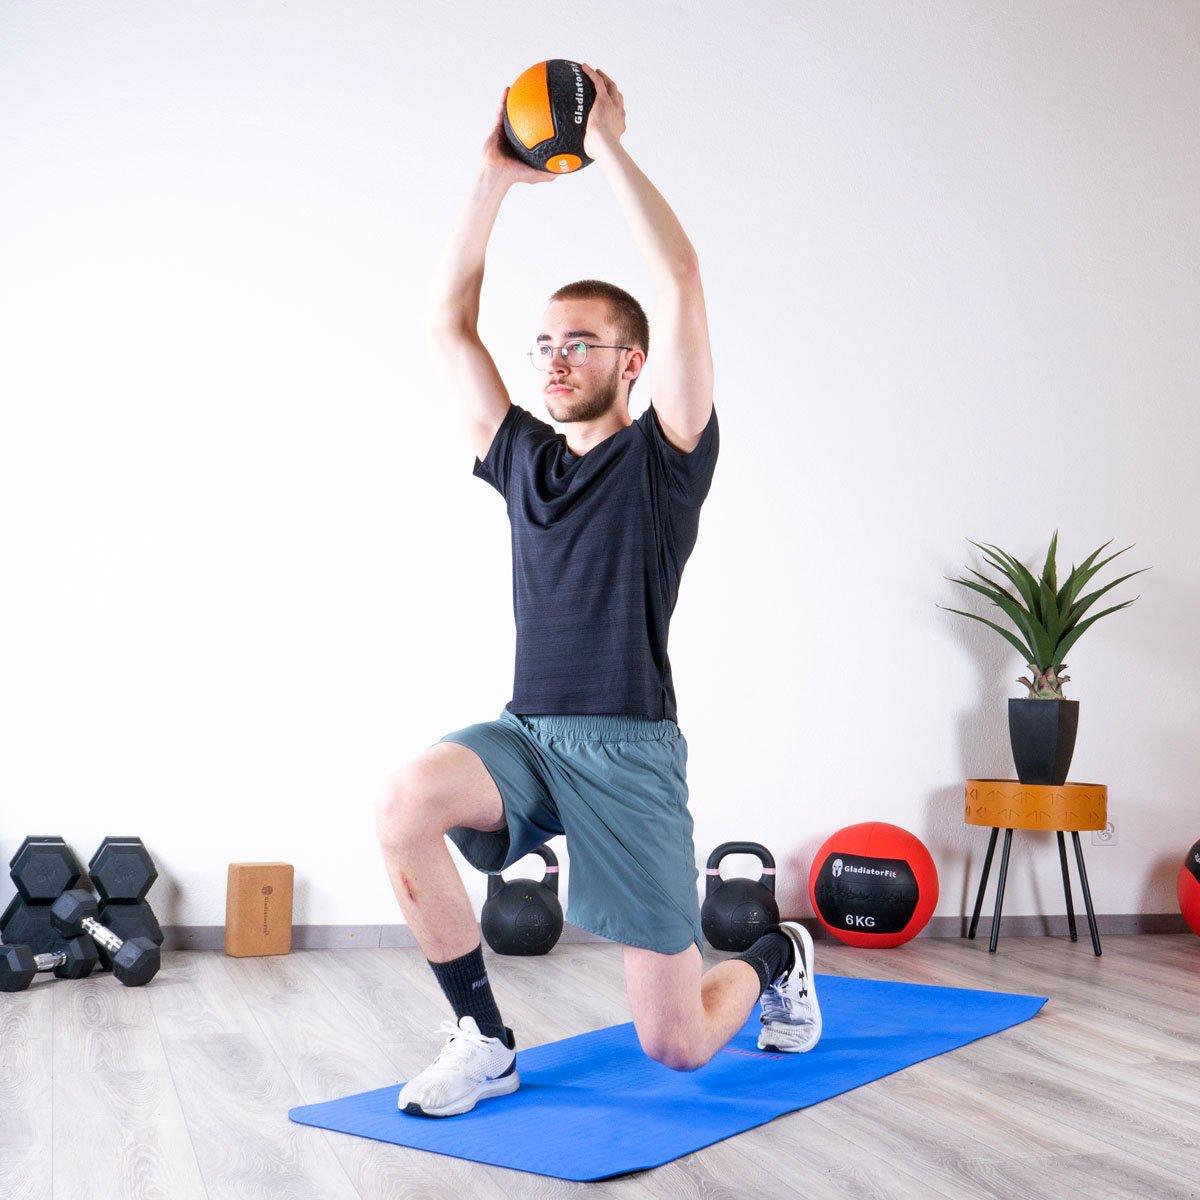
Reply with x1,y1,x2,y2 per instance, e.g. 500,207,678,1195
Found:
426,89,556,462
580,64,714,452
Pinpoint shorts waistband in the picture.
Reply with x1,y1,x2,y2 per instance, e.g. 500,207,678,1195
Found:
506,711,680,742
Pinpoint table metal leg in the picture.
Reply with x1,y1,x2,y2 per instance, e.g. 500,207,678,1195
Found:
967,827,1000,940
1071,831,1102,956
1056,831,1078,942
988,829,1014,954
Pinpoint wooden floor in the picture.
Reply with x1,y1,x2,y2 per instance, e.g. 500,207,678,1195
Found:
3,933,1199,1199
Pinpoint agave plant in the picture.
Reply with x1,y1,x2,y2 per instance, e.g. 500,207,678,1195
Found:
941,532,1147,699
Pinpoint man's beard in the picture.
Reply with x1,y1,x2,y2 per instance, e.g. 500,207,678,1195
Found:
546,366,621,424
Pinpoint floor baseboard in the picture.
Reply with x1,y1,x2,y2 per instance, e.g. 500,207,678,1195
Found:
163,912,1189,951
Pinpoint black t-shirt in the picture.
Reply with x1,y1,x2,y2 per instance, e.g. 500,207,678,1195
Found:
472,400,719,721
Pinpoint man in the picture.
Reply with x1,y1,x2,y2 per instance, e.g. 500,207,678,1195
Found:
375,64,822,1118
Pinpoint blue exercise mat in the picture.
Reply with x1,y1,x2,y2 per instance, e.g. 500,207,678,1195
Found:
290,974,1046,1181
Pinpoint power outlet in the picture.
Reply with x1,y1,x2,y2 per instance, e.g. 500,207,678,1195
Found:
1091,819,1118,847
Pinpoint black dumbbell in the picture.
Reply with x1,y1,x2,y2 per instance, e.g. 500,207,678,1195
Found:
88,837,157,903
9,836,83,902
50,890,160,987
94,900,164,973
0,936,98,992
1,894,71,957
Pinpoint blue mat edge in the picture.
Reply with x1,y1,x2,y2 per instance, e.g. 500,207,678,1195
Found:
287,976,1050,1182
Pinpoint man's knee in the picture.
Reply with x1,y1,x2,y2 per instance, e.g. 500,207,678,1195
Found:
375,761,444,847
639,1031,708,1073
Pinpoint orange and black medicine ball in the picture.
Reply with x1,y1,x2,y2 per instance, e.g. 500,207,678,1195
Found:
808,822,939,948
1179,838,1200,937
503,59,597,173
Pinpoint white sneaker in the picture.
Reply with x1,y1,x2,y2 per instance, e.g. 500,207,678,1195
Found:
398,1015,519,1117
757,920,822,1053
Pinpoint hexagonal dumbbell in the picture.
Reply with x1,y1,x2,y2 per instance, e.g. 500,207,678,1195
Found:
9,836,83,902
94,900,164,973
1,894,71,957
50,890,160,987
88,837,157,904
0,936,99,992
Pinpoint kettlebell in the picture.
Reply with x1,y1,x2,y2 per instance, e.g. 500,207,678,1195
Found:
701,842,780,952
480,845,564,956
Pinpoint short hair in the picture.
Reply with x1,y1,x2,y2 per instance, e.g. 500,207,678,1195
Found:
548,279,649,397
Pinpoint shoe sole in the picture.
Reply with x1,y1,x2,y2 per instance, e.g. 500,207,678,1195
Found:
401,1068,521,1118
759,921,821,1053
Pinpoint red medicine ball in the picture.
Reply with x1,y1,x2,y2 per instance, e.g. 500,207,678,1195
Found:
809,822,939,947
1178,839,1200,937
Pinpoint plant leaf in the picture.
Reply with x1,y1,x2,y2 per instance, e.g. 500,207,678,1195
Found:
1053,597,1140,662
968,541,1025,591
1059,540,1115,609
1060,538,1121,607
938,605,1039,663
1041,529,1059,595
972,541,1041,620
1069,543,1134,607
947,577,1044,655
1064,568,1150,630
1041,575,1063,652
964,568,1023,607
1056,563,1078,612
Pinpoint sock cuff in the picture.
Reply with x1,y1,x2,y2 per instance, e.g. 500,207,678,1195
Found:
427,943,507,1042
735,929,793,994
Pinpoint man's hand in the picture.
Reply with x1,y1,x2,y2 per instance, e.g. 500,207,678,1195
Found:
581,64,626,160
482,88,558,185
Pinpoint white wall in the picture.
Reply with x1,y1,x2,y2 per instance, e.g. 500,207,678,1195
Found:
2,1,1197,931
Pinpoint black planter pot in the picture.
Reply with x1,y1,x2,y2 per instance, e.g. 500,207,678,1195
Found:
1007,698,1079,785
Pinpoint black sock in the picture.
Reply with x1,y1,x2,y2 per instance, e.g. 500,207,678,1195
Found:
736,927,794,994
427,943,513,1047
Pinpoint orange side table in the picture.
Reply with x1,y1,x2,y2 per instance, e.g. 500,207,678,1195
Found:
963,779,1108,956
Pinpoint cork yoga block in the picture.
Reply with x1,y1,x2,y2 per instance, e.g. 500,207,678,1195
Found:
225,862,294,957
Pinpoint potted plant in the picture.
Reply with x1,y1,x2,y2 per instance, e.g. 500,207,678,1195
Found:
941,532,1146,785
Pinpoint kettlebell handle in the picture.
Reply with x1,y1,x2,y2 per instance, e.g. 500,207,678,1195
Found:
704,841,776,898
487,843,560,898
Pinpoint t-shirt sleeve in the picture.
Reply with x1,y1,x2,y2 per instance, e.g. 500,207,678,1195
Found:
472,404,545,500
639,401,720,508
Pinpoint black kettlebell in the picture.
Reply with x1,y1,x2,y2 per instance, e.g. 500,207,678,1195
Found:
480,845,564,956
701,842,780,952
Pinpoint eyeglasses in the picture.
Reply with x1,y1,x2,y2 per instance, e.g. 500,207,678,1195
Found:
527,341,632,370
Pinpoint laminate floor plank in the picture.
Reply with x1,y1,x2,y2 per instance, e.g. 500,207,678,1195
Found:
150,950,360,1200
50,968,207,1200
0,980,54,1200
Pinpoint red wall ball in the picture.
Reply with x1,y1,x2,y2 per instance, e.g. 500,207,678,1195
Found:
809,822,939,947
1178,839,1200,937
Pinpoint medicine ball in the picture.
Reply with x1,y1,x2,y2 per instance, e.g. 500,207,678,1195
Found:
809,822,938,948
503,59,596,174
1178,838,1200,937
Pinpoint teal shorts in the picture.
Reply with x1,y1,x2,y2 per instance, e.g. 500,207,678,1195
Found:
439,710,704,957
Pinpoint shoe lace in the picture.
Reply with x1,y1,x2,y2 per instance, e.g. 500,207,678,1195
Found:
431,1019,495,1070
761,969,813,1022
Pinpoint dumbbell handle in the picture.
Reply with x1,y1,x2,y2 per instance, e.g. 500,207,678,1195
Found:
32,950,68,972
79,915,125,955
